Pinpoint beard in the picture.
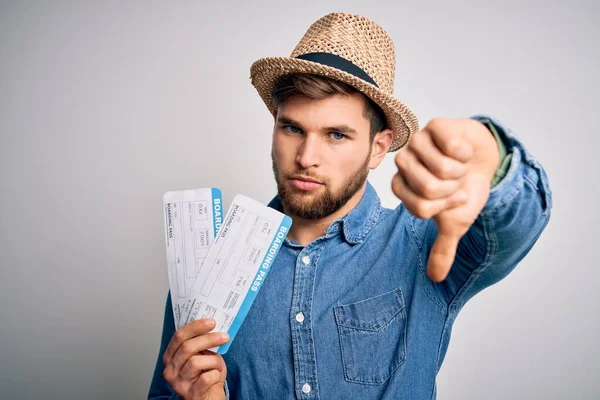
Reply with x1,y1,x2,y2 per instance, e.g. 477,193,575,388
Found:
272,152,371,220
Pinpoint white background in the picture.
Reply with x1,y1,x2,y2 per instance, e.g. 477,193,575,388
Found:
1,1,598,399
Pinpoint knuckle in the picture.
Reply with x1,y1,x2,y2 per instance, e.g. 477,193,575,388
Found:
188,386,199,399
391,175,403,198
435,162,453,178
173,329,185,344
218,355,227,372
413,202,430,219
391,184,400,198
189,355,202,371
198,371,213,388
394,152,407,170
180,341,194,354
173,380,188,397
399,158,409,173
163,367,174,383
426,117,446,131
409,131,423,148
421,180,438,198
447,137,461,152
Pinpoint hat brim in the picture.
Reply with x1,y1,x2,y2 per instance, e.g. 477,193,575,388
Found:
250,56,419,152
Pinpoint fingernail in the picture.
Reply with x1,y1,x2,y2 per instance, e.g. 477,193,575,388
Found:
221,333,230,341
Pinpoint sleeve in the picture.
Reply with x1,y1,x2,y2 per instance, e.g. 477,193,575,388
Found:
147,292,180,400
422,114,552,309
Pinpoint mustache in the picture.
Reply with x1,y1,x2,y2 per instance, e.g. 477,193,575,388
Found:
285,170,329,185
270,151,330,185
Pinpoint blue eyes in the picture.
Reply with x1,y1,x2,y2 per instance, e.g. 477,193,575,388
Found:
283,125,346,141
330,132,346,141
285,125,302,134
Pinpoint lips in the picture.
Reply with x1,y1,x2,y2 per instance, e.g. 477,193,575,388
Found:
289,176,324,191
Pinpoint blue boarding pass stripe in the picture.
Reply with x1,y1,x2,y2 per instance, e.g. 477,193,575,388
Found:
211,188,223,238
217,215,293,354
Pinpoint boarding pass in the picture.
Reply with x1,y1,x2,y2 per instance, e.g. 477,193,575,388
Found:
163,188,223,326
178,194,292,353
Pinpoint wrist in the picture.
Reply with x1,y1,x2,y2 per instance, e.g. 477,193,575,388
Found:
469,119,500,183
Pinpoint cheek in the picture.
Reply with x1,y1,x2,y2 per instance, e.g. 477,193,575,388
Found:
271,135,284,158
272,138,294,169
330,151,368,184
328,156,356,183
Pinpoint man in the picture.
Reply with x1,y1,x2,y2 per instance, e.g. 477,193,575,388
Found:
149,12,552,400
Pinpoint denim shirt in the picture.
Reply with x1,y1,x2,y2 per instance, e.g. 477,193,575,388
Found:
148,116,552,400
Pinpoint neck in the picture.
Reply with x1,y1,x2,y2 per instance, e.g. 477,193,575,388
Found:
285,183,367,246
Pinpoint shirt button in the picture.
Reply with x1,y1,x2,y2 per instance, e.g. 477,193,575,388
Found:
302,383,311,394
302,255,311,265
295,312,305,323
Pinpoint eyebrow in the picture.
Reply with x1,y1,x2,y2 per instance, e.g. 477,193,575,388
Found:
325,124,358,135
276,115,358,135
276,116,300,126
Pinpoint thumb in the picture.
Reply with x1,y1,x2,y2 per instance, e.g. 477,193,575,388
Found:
427,231,461,282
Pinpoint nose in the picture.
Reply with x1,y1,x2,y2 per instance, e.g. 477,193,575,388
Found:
295,134,321,169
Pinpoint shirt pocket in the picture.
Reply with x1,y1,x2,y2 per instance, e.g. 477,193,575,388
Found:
333,288,407,385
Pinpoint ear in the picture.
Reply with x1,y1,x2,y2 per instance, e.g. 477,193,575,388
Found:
368,128,393,169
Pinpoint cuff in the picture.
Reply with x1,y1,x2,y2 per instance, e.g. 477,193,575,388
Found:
469,114,552,214
470,115,513,187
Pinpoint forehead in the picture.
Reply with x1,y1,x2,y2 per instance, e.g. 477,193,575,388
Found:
277,93,370,132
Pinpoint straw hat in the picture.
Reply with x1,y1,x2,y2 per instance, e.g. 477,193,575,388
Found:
250,12,419,152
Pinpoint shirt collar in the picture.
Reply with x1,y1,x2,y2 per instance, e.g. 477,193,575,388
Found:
267,181,381,245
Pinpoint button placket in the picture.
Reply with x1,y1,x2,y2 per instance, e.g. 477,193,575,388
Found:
290,247,321,398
